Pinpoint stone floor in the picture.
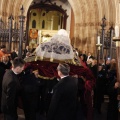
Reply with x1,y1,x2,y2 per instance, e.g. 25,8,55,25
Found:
0,102,120,120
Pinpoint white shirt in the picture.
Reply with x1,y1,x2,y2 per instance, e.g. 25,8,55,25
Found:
12,68,18,75
61,75,69,79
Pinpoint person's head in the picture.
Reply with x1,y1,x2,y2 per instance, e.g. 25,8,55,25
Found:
12,57,25,74
57,63,70,77
80,54,86,61
2,55,9,63
82,50,86,54
98,64,103,71
110,62,116,71
88,52,91,56
87,58,93,65
106,59,110,65
92,59,97,66
111,59,116,64
0,45,6,52
26,45,29,50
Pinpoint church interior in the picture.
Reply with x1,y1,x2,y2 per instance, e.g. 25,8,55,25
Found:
0,0,120,120
0,0,119,56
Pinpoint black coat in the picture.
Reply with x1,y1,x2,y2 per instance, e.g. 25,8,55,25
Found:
0,65,5,90
1,70,20,115
0,66,5,112
20,72,39,120
90,65,97,79
47,76,78,120
106,70,118,120
96,70,106,103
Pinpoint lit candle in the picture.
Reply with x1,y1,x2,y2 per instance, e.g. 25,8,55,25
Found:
115,25,119,37
97,36,100,44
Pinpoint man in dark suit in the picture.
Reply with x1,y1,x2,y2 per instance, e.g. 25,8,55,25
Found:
47,63,78,120
87,52,94,62
1,57,25,120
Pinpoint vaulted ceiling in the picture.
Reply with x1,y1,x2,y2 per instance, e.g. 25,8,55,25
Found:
0,0,119,53
0,0,118,23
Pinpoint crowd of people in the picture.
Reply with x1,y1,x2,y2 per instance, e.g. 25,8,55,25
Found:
0,44,120,120
79,50,120,120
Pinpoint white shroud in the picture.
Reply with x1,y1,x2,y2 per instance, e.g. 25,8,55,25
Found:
36,29,74,60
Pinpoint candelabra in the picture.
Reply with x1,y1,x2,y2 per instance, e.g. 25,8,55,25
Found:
98,16,115,60
96,38,102,77
100,15,106,60
18,5,25,58
8,15,14,52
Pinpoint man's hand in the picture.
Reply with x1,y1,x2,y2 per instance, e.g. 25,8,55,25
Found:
114,82,120,89
72,74,78,78
81,76,86,82
33,70,39,78
117,95,120,100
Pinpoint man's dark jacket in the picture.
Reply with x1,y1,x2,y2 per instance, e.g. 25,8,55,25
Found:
47,76,78,120
1,70,20,115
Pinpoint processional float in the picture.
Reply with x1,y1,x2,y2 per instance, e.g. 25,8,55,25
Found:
25,29,95,92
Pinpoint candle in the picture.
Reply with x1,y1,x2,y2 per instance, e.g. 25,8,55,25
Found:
115,25,119,37
97,36,100,44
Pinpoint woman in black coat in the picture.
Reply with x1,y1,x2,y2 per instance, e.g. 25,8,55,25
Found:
107,62,119,120
95,64,106,113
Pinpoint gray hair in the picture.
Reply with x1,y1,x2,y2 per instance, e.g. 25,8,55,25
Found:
57,63,70,75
